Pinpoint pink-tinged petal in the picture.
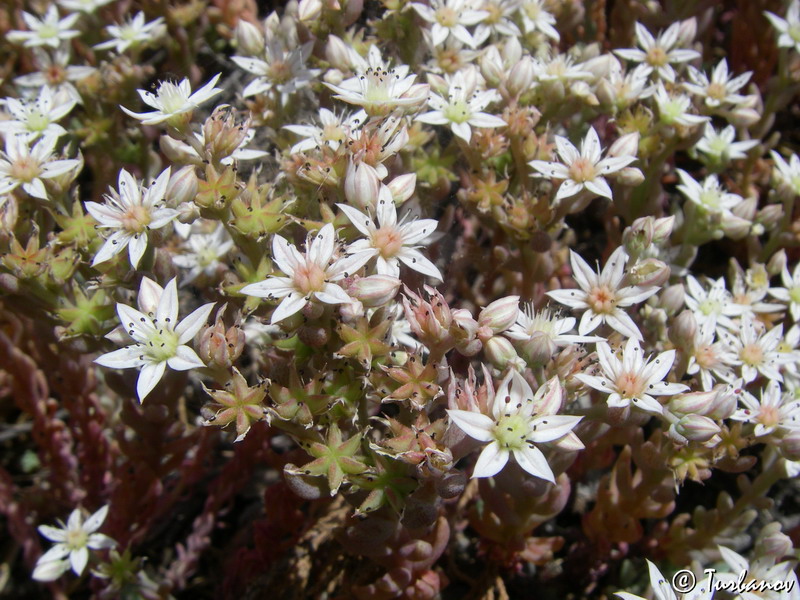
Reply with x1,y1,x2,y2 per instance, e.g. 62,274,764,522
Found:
270,292,307,324
92,231,130,266
546,288,589,309
529,160,570,179
605,310,643,341
95,346,145,369
82,505,108,533
156,279,179,325
554,135,580,164
578,310,604,336
555,179,583,201
396,248,443,281
529,415,582,443
513,446,555,483
167,345,205,370
631,394,663,414
240,277,294,299
176,302,215,343
581,127,602,163
584,177,613,200
338,203,374,237
137,361,167,401
575,373,614,394
446,409,494,442
127,232,148,269
315,283,352,304
308,223,335,267
69,547,89,575
472,442,509,478
38,525,68,543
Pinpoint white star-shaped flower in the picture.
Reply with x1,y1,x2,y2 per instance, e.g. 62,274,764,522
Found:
94,12,166,54
121,74,223,127
546,247,658,341
95,277,214,401
173,225,234,284
770,150,800,196
683,59,751,108
241,223,371,324
0,86,76,141
33,505,116,582
416,70,506,143
447,372,583,480
85,168,178,269
529,126,635,202
519,0,560,40
695,123,759,164
7,6,81,49
410,0,488,48
723,315,784,383
576,338,688,414
731,380,800,437
770,262,800,320
231,39,319,104
0,133,80,200
338,187,442,281
765,0,800,54
676,169,743,215
14,47,96,104
616,559,714,600
653,83,710,127
614,21,700,82
684,275,745,331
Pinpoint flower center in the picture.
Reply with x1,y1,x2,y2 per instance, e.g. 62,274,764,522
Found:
38,24,60,40
695,344,718,369
587,285,615,314
372,226,404,258
758,405,780,429
789,286,800,304
740,343,764,367
293,262,326,295
615,372,644,399
9,156,43,183
121,204,152,233
699,189,722,210
494,414,529,450
790,24,800,43
706,82,727,101
146,328,180,362
435,7,458,27
46,65,67,85
646,46,668,67
698,298,720,316
268,61,292,85
443,99,471,124
27,109,50,132
568,157,597,183
156,83,188,114
66,528,88,551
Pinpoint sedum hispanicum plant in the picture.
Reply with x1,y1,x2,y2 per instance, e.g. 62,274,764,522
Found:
1,0,800,598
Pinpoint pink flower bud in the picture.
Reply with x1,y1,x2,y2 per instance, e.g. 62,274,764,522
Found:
674,414,720,442
660,283,685,314
160,135,196,164
706,382,741,420
721,212,752,240
768,249,787,276
326,35,352,71
628,258,670,287
348,275,401,307
727,106,761,128
387,173,417,204
608,132,640,158
757,204,784,228
668,309,697,350
137,277,163,316
779,429,800,461
616,167,645,186
652,215,676,244
298,0,322,21
198,311,246,370
478,296,519,333
732,196,757,220
451,308,479,340
167,165,199,206
480,47,505,87
757,523,794,559
483,336,519,369
676,17,697,46
344,161,380,210
669,390,718,416
234,20,264,56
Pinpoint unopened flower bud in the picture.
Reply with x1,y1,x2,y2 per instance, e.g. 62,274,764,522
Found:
756,523,794,559
234,20,264,56
706,381,741,420
344,161,379,210
616,166,645,186
167,165,199,206
480,47,505,87
676,17,697,46
507,57,536,97
387,173,416,204
451,308,479,341
757,204,784,229
674,414,720,442
732,196,757,221
669,390,718,416
727,106,760,128
160,135,196,164
660,283,685,314
780,429,800,461
478,296,519,333
326,35,352,71
652,215,676,244
483,335,519,370
348,275,401,307
623,217,654,256
203,108,250,162
298,0,322,21
767,249,787,276
608,132,640,159
595,78,616,107
721,212,752,240
629,258,670,287
582,54,619,78
198,313,246,370
137,277,163,316
668,309,697,350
